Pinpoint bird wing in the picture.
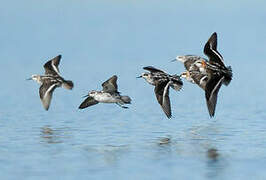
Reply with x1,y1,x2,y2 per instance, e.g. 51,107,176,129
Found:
79,96,99,109
190,71,209,90
43,55,61,76
143,66,165,73
205,75,224,117
102,75,118,93
39,82,58,110
154,81,172,119
169,75,183,91
203,32,225,67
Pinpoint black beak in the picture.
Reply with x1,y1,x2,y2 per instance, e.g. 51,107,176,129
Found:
26,78,32,81
170,59,177,62
82,94,89,98
136,75,142,78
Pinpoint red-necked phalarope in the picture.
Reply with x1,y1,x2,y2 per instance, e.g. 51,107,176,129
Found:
173,32,233,117
137,66,183,119
27,55,74,110
79,75,131,109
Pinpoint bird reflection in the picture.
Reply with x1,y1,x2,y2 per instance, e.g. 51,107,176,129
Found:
83,144,130,166
40,126,70,144
158,137,171,146
205,147,228,180
102,145,129,164
207,148,219,161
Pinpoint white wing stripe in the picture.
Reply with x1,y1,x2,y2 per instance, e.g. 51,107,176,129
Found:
163,81,171,104
210,45,224,64
52,61,60,75
210,77,224,100
44,84,57,99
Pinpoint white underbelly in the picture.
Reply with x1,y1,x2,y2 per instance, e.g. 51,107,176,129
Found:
146,79,155,85
94,93,118,103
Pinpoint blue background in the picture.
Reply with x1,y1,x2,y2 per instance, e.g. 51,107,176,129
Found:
0,0,266,179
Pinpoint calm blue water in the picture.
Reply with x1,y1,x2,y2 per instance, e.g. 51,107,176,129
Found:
1,0,266,179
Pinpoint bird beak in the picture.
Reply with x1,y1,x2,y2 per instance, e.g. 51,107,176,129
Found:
171,59,177,62
26,78,32,80
82,95,89,98
136,75,142,78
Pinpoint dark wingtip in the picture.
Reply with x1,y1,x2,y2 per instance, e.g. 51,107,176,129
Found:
209,32,217,40
165,112,172,119
208,109,215,118
78,104,85,109
207,102,215,118
210,32,217,39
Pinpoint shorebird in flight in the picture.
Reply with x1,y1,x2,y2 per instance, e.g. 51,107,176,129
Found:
173,32,232,117
27,55,74,110
137,66,183,118
79,75,131,109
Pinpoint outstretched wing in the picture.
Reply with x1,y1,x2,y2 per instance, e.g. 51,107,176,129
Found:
203,32,225,67
79,96,99,109
39,82,58,110
205,75,224,117
102,75,118,93
154,81,172,119
43,55,61,76
143,66,165,73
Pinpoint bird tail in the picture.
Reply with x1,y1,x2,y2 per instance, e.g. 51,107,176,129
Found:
121,96,131,104
62,80,74,90
223,66,233,86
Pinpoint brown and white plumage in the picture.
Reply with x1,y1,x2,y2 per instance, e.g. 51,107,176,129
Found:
39,81,58,110
138,66,183,119
79,75,131,109
154,80,172,118
43,55,61,76
174,32,232,117
101,75,118,93
78,95,99,109
28,55,74,110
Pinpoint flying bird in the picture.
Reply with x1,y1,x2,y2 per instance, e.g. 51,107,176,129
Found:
173,32,232,117
27,55,74,110
137,66,183,118
79,75,131,109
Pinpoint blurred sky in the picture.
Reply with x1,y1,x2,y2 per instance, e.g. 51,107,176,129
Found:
0,0,265,113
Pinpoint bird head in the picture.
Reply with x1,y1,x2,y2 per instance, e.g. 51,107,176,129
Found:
27,75,41,84
171,55,187,63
